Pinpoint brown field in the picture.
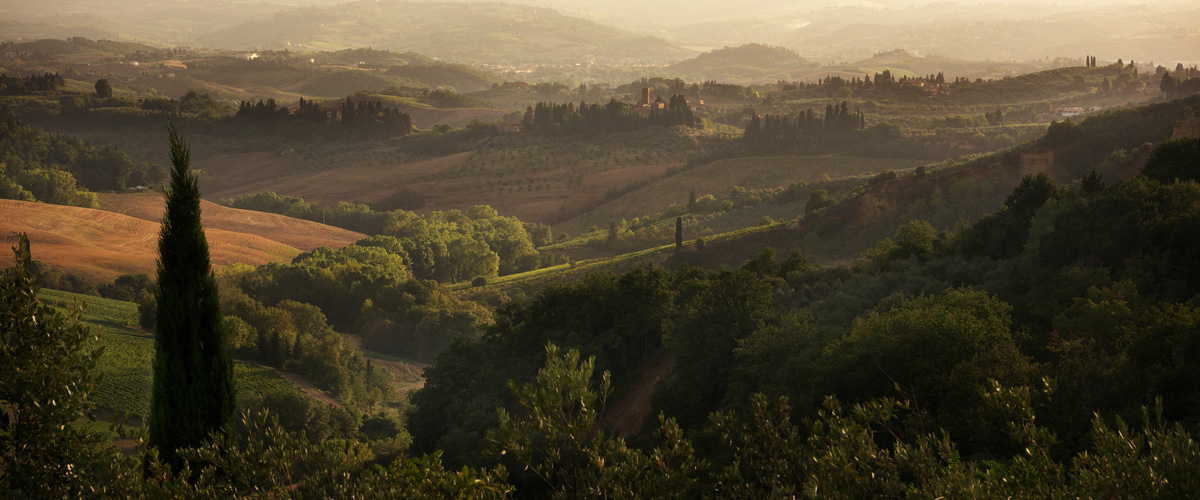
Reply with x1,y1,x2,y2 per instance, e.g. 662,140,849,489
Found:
97,192,365,252
193,150,681,225
403,107,511,129
1,199,304,282
555,155,928,234
195,151,472,205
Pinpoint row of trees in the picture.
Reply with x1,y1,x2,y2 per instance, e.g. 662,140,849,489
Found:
742,102,866,147
0,121,165,206
520,95,696,135
0,72,64,95
234,97,414,135
1160,72,1200,96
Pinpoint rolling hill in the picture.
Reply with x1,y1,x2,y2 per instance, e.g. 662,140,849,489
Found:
95,192,366,252
1,196,364,281
199,1,694,65
667,44,815,83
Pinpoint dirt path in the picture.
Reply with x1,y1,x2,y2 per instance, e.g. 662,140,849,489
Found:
245,361,342,408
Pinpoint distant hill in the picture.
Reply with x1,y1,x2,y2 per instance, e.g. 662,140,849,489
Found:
199,1,694,65
386,62,500,93
661,45,1044,85
667,44,814,83
781,3,1200,64
820,49,1058,82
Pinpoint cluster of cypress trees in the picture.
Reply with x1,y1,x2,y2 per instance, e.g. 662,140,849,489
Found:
521,94,696,135
743,102,865,147
234,97,411,134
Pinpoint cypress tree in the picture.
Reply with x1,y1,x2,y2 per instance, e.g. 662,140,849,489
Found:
675,217,683,251
148,125,236,470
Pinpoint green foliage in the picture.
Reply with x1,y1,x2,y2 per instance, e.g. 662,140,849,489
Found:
147,409,511,499
521,96,696,136
0,121,162,205
94,78,112,98
805,189,835,213
655,268,775,428
226,296,391,406
820,289,1032,451
37,289,300,418
1140,137,1200,183
491,344,702,499
956,173,1064,259
0,234,115,497
856,219,939,271
149,125,236,469
410,266,676,465
238,238,492,362
223,193,539,280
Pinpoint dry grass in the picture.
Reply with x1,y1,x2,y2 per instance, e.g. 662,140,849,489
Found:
98,192,364,252
1,199,305,282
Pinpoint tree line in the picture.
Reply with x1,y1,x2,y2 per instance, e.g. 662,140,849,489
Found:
235,96,413,135
743,101,866,147
0,72,64,95
0,120,164,206
520,95,696,135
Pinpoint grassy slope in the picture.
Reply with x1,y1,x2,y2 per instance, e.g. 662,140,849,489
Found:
38,289,299,417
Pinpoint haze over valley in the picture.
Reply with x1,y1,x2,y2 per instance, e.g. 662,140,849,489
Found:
4,0,1200,497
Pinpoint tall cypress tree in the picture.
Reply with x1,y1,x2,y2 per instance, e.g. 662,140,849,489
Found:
675,217,683,251
148,125,236,470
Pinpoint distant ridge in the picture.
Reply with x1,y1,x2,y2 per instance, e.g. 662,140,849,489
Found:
667,44,813,82
198,1,694,65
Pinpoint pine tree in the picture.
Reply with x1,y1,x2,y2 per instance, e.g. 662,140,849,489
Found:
148,125,236,470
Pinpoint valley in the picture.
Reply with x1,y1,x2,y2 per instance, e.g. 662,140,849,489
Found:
4,1,1200,496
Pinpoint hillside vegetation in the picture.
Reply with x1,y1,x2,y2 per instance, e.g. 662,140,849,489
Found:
667,43,814,82
37,289,302,417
